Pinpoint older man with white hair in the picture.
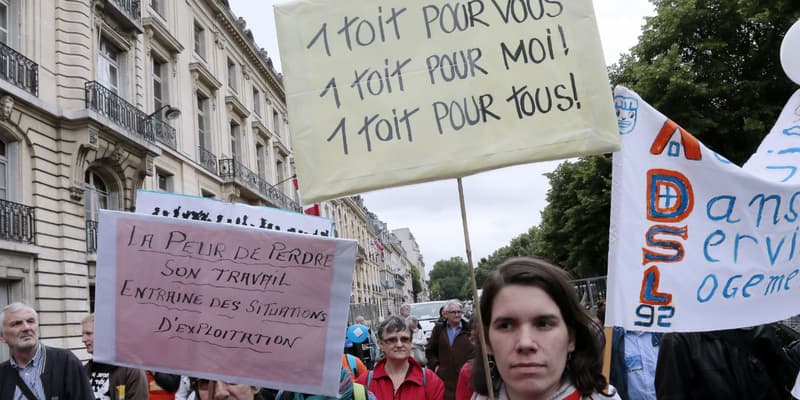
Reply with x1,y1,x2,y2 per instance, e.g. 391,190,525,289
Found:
425,300,473,400
0,302,93,399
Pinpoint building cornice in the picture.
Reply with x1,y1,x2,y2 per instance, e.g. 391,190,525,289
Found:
206,0,285,102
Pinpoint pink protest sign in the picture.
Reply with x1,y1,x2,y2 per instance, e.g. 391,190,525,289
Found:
93,210,356,397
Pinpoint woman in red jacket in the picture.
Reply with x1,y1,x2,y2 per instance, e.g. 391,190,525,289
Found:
357,316,445,400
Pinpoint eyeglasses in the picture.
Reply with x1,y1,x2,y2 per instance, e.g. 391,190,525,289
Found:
447,310,463,315
382,336,411,345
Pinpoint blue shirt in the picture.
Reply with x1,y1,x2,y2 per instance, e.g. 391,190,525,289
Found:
10,343,46,400
623,331,658,400
446,321,462,346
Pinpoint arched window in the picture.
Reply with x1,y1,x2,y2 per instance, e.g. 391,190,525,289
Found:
0,141,6,199
84,170,117,221
0,133,19,202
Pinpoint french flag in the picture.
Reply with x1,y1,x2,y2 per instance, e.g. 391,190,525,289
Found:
293,177,320,216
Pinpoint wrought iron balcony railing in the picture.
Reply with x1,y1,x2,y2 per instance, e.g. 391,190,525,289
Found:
218,158,301,211
0,199,35,244
85,81,155,143
0,41,38,96
199,146,218,175
86,219,98,253
219,157,261,193
148,117,176,150
108,0,141,25
265,184,302,212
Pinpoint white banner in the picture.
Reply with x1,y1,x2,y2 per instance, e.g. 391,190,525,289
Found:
275,0,620,203
135,190,333,237
607,86,800,332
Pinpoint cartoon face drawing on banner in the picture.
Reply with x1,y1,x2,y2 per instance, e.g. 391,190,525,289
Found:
615,95,638,135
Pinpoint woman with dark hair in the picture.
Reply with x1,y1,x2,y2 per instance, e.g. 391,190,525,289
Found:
470,257,620,400
357,315,445,399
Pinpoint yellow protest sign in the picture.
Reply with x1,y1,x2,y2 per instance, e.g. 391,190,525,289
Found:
276,0,620,203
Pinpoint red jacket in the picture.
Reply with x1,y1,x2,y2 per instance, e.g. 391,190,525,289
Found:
357,357,444,400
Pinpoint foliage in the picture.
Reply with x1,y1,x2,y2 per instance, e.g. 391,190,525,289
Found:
410,264,423,302
475,226,541,287
609,0,800,165
428,257,471,300
537,156,613,278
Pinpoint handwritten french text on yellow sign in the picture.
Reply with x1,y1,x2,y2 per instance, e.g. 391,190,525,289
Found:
276,0,620,203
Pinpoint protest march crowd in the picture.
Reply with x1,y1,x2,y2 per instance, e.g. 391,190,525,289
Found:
1,257,799,400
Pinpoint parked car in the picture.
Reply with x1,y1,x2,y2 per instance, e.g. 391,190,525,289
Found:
409,300,449,340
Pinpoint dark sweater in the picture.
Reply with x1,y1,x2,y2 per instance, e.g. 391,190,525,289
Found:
0,345,93,400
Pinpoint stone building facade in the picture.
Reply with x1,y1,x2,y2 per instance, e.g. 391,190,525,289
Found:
0,0,298,360
0,0,424,362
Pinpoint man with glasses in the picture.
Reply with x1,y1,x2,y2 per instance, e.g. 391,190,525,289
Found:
425,300,473,400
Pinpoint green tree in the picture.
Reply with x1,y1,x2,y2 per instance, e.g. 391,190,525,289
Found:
537,156,613,278
528,0,799,278
428,257,471,300
475,226,541,287
609,0,799,165
410,264,423,302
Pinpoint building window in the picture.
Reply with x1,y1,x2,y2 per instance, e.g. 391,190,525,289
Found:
276,159,285,190
201,189,215,198
98,38,120,94
0,1,8,44
230,122,241,161
150,0,163,16
156,168,173,192
194,21,205,60
0,141,6,200
152,56,167,115
197,93,209,150
227,58,237,92
0,278,13,360
256,142,266,177
272,110,280,136
253,88,261,117
85,170,117,222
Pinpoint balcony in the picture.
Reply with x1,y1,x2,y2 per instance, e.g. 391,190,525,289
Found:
0,41,38,96
0,199,35,244
86,220,98,253
105,0,144,33
218,158,301,211
85,81,155,144
199,146,218,175
148,117,176,150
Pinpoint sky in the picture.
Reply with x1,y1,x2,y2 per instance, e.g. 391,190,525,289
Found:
229,0,656,277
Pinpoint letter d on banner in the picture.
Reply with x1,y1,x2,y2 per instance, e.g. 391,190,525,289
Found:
647,169,694,222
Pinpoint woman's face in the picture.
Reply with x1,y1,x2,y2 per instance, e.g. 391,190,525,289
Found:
379,328,412,362
196,380,259,400
487,285,575,400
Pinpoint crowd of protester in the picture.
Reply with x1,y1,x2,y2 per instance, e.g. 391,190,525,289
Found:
2,256,800,399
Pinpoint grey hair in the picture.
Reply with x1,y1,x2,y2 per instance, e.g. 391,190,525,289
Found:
444,299,462,311
81,313,94,325
0,302,37,332
376,315,409,340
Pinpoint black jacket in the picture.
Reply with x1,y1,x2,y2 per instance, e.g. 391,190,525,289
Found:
0,345,93,400
655,326,791,400
425,319,474,400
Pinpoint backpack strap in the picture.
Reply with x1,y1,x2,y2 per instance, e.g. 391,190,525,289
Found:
366,370,374,390
422,366,427,386
346,354,358,377
353,383,366,400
